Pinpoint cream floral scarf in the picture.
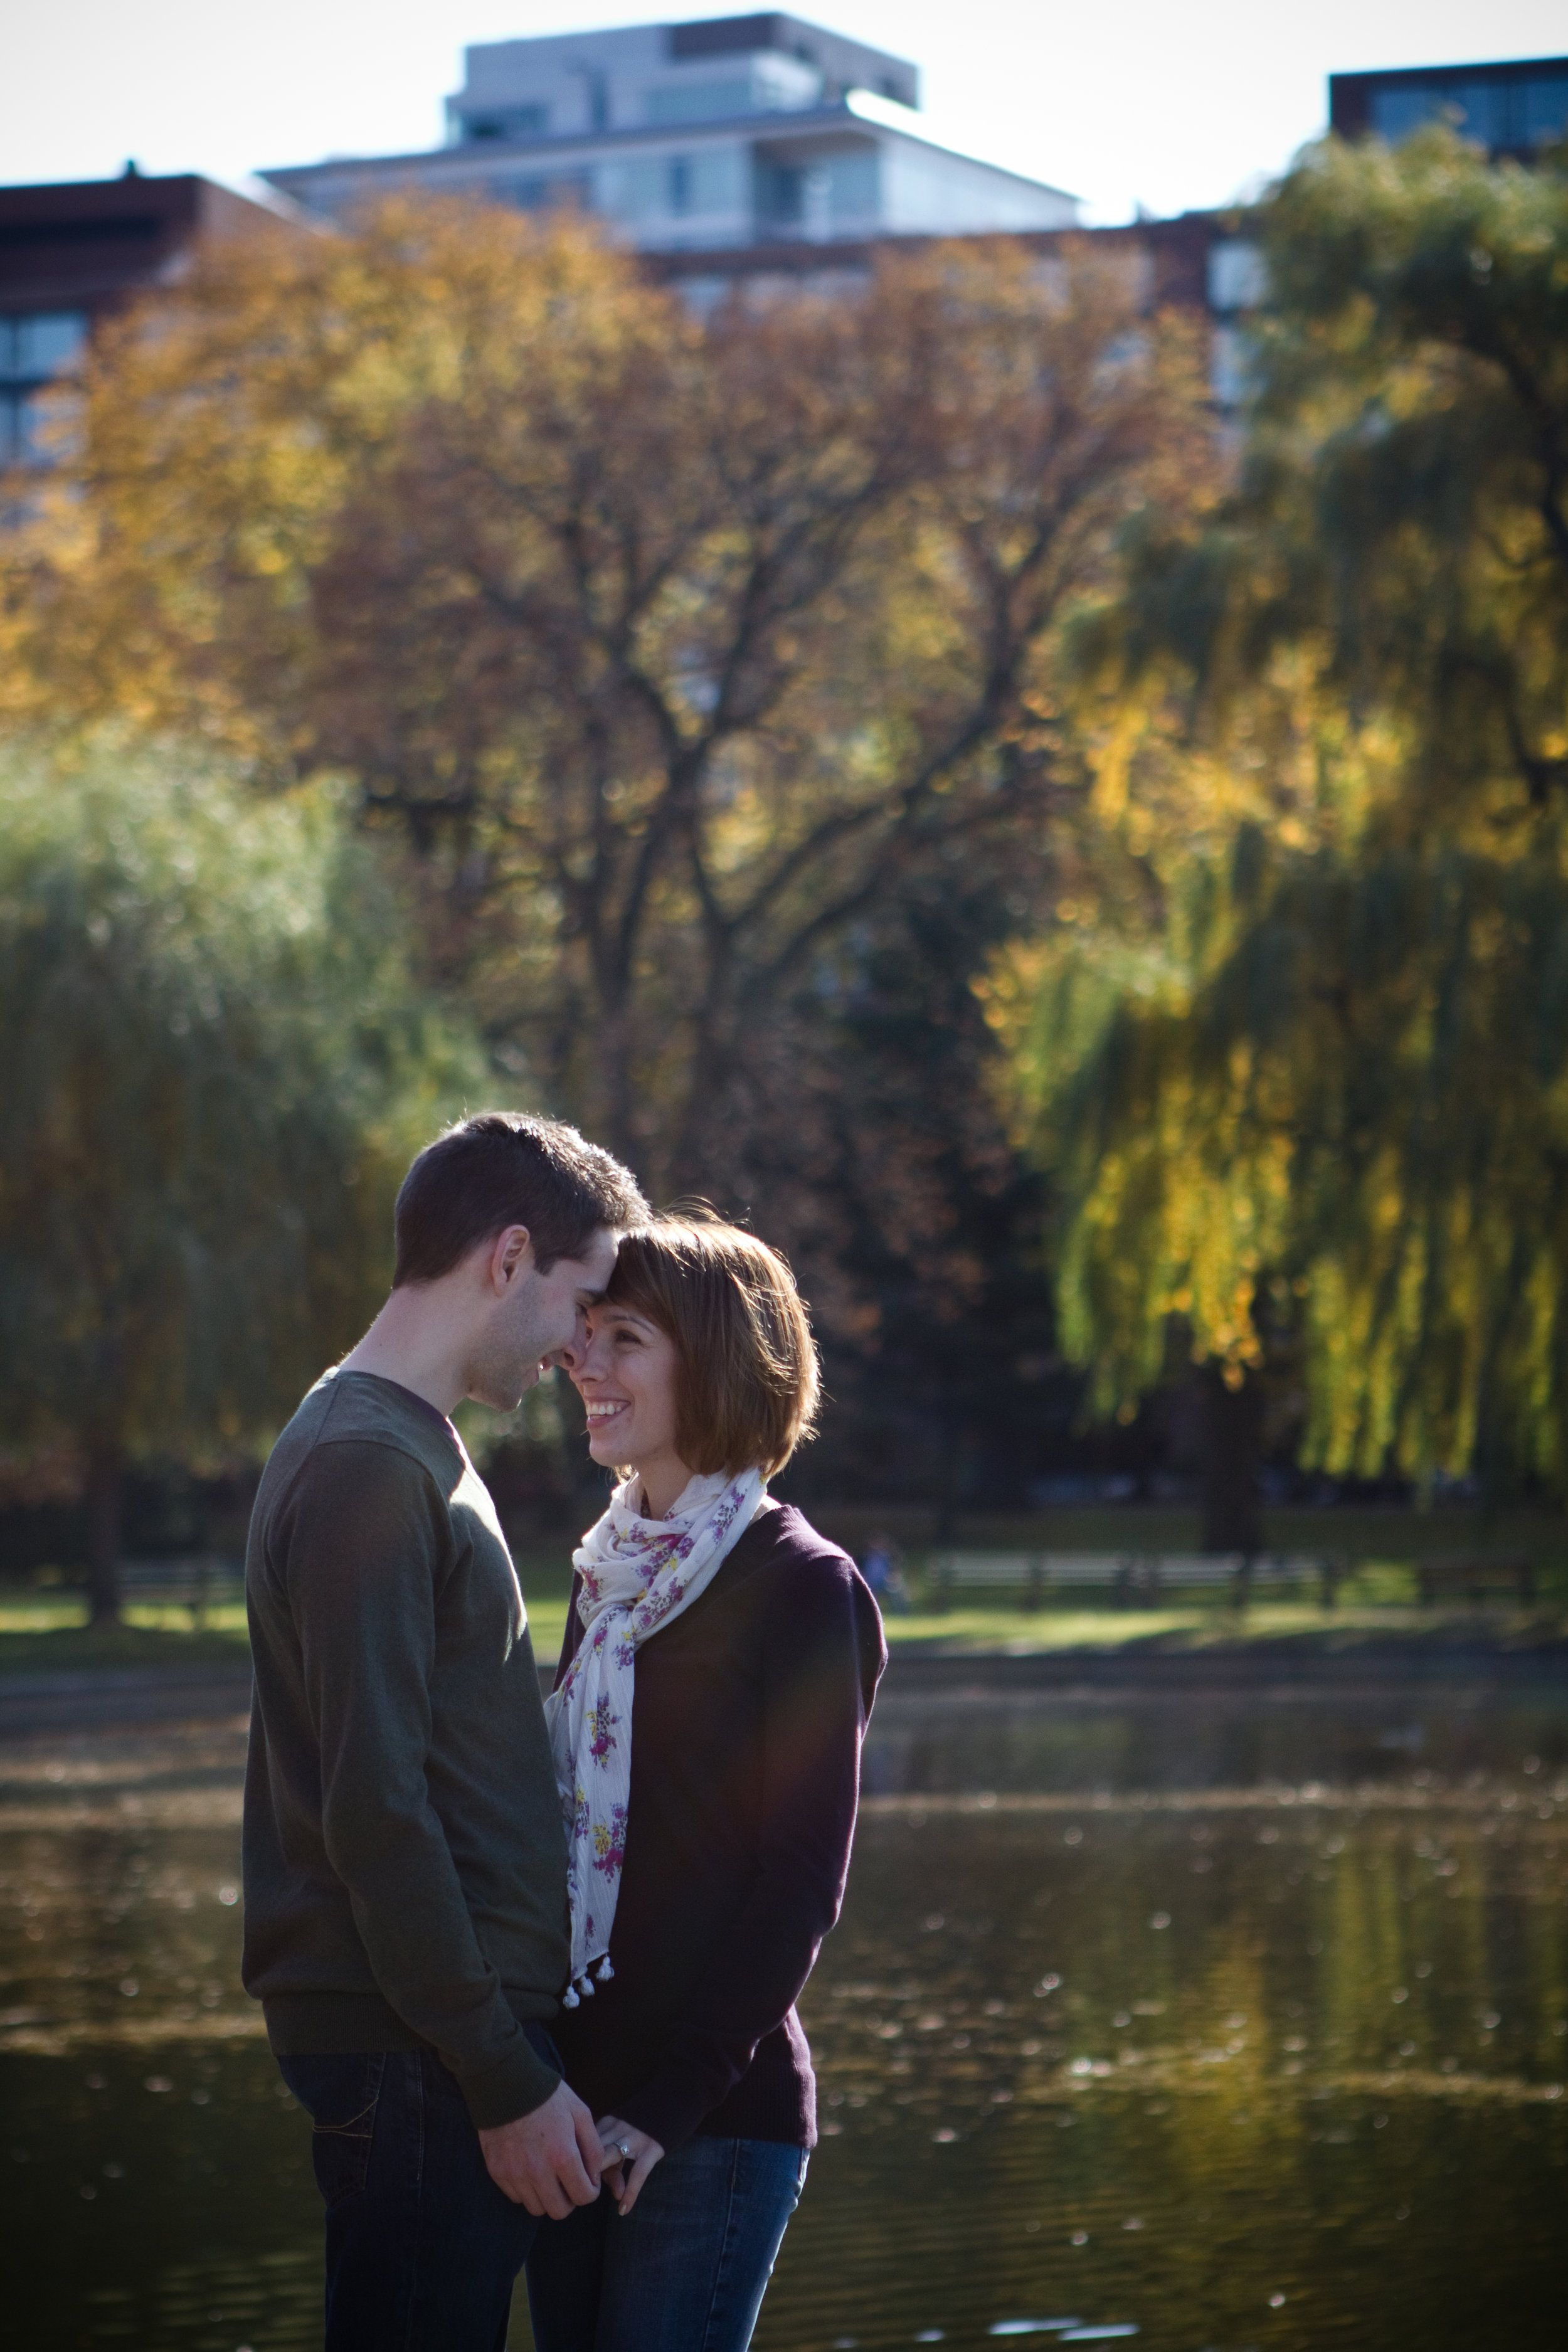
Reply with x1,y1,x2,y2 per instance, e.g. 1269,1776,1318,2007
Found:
544,1465,765,2003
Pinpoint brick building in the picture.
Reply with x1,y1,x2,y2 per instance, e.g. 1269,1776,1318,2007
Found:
0,169,309,466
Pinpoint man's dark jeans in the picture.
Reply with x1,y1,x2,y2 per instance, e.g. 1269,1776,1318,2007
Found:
279,2032,559,2352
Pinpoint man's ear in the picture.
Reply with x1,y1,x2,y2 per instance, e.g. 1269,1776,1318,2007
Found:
485,1224,533,1295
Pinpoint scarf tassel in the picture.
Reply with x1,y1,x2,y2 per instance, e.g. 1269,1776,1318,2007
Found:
560,1954,616,2010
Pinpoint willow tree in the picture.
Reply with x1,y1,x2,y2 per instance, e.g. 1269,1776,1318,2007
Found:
1002,820,1568,1517
2,201,1213,1200
1118,123,1568,819
0,738,479,1617
999,127,1568,1528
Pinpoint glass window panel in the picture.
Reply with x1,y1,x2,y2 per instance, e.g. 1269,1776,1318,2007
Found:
18,388,47,459
0,387,49,465
462,104,549,142
22,313,87,373
828,150,878,223
646,79,753,125
1448,81,1508,146
1521,73,1568,145
1207,241,1266,312
613,159,667,220
0,312,87,381
499,172,591,213
1369,87,1444,140
688,149,743,212
756,160,805,227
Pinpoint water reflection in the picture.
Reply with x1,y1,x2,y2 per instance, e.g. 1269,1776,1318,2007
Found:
2,1688,1565,2349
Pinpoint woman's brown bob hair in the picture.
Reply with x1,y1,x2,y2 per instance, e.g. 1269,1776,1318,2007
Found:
602,1219,820,1481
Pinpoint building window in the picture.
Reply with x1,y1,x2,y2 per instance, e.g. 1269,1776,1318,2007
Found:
459,103,549,143
1447,80,1510,147
647,78,754,125
1369,86,1443,142
828,149,877,223
756,159,805,228
1,388,41,465
605,149,741,225
1369,69,1568,151
615,159,667,221
1521,71,1568,145
1207,241,1266,314
0,311,88,379
497,171,591,214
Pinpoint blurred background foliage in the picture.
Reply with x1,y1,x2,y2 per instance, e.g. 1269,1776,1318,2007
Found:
0,739,482,1613
1,125,1565,1592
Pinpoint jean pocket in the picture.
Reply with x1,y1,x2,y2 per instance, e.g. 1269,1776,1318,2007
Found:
278,2051,386,2210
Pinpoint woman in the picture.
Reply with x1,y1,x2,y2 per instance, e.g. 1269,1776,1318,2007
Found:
525,1218,886,2352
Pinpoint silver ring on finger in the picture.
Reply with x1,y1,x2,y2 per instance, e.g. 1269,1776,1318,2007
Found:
615,2139,632,2163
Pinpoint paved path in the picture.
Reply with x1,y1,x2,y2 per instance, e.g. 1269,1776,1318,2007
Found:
3,1638,1565,1737
884,1640,1568,1693
0,1665,254,1737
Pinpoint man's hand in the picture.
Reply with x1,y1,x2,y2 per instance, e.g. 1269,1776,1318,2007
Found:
479,2079,603,2218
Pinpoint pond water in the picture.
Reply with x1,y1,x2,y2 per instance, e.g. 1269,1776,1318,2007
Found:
2,1675,1565,2350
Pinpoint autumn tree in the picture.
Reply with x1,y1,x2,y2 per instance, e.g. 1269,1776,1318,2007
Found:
0,737,479,1617
3,203,1213,1210
999,129,1568,1526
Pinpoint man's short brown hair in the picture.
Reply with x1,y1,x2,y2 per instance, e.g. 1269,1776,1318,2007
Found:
604,1217,820,1480
393,1113,650,1287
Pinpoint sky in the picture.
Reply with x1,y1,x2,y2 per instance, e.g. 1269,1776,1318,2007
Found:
3,0,1566,225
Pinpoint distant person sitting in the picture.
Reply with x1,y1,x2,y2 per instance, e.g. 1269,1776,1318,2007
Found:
861,1532,911,1614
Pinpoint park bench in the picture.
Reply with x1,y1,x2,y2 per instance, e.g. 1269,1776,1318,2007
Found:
1142,1553,1345,1606
929,1550,1344,1611
929,1552,1131,1608
1414,1552,1535,1606
117,1554,245,1626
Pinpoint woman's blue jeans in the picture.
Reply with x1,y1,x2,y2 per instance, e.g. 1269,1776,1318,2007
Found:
524,2134,809,2352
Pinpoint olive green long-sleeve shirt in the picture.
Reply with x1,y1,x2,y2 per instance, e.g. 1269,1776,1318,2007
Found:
241,1369,568,2128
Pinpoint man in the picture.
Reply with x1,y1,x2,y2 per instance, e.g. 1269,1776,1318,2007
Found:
242,1111,650,2350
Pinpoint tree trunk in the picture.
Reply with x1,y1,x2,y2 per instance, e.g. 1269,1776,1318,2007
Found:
592,991,638,1177
86,1446,123,1624
1196,1362,1263,1555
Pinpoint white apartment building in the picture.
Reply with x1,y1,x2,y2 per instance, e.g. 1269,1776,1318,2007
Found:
262,13,1080,248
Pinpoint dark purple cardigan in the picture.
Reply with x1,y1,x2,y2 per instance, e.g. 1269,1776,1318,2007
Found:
547,1499,886,2154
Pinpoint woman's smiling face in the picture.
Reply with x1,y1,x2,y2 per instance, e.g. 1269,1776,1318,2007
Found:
568,1300,688,1502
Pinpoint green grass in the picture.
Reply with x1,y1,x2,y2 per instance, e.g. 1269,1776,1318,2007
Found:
0,1591,570,1678
4,1594,1562,1678
0,1616,253,1675
810,1500,1568,1579
4,1506,1565,1677
876,1601,1568,1653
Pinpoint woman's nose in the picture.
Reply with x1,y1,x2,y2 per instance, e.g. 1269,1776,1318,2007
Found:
558,1324,603,1382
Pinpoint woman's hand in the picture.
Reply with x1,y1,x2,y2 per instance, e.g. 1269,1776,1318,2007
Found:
595,2115,665,2216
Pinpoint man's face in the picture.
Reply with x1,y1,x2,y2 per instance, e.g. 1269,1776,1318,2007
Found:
467,1227,620,1412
